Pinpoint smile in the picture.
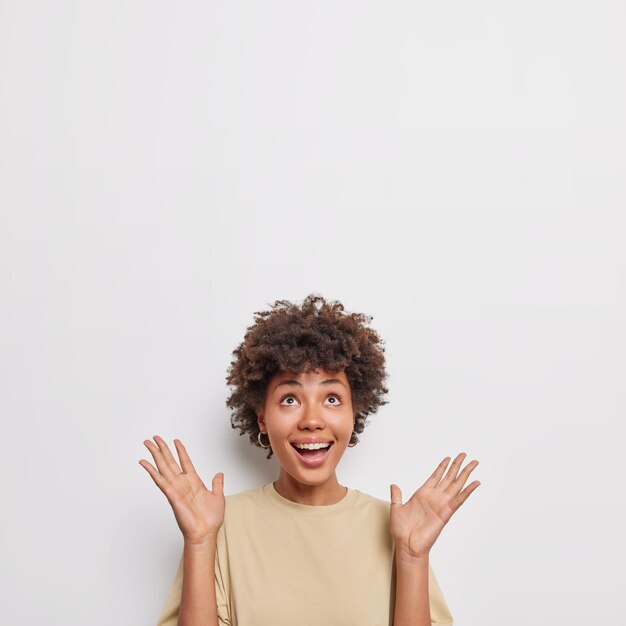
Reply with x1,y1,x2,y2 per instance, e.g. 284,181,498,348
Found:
290,442,334,467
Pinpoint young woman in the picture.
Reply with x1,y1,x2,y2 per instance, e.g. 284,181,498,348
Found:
140,295,480,626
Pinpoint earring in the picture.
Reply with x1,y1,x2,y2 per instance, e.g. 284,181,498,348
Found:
347,431,358,447
257,431,271,449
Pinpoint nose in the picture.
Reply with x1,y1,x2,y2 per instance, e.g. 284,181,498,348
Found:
297,403,325,431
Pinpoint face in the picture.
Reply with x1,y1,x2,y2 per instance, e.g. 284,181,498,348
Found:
257,368,355,489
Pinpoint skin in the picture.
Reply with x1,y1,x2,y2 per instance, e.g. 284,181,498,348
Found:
257,368,356,505
139,367,480,626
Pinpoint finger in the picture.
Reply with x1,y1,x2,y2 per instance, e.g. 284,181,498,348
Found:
438,452,467,488
446,459,479,495
390,484,403,506
139,459,169,492
424,456,451,488
174,439,198,476
144,438,177,481
212,472,224,496
449,480,480,511
153,435,184,477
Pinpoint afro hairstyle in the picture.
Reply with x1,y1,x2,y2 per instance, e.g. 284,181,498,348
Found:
225,294,388,458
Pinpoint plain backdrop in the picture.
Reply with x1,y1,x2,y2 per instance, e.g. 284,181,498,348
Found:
1,1,625,624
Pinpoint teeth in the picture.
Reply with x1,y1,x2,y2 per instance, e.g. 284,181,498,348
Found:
294,442,331,450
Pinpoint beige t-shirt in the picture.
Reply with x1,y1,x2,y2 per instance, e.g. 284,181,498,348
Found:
157,482,453,626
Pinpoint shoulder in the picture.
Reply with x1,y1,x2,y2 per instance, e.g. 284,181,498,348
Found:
347,489,394,549
222,484,391,521
224,484,266,509
350,488,391,525
222,484,390,511
353,489,390,509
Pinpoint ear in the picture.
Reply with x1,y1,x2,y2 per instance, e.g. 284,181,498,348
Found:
257,412,266,432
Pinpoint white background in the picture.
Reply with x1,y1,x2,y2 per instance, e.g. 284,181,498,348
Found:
1,1,625,624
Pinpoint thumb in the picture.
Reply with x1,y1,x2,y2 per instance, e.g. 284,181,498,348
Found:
212,472,224,496
390,483,402,506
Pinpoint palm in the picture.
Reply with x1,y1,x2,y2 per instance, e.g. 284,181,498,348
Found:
140,436,225,544
390,453,480,560
165,469,225,541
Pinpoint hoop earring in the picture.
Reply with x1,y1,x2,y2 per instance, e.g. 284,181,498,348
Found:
347,431,358,448
257,431,271,449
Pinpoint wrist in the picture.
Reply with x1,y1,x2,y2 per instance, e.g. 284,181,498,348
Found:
395,546,430,568
183,532,219,551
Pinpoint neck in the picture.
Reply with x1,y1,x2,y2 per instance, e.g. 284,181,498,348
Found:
274,471,348,506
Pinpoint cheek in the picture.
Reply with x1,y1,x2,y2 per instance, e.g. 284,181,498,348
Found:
333,413,356,435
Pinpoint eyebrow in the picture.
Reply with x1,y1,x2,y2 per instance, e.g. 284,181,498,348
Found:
272,378,347,392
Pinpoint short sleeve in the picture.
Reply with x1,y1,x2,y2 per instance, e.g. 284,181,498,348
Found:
214,531,231,625
428,564,454,625
156,554,183,626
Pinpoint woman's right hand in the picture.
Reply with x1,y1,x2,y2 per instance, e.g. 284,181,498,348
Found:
139,436,225,545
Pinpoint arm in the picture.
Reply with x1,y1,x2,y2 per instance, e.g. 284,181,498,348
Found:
390,452,480,625
179,536,219,626
393,553,431,626
139,436,225,626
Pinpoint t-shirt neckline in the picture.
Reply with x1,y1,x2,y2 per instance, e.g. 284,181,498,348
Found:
263,481,358,516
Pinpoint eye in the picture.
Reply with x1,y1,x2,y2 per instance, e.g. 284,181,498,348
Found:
280,395,298,406
325,394,342,405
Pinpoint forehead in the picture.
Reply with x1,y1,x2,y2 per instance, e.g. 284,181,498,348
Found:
268,368,349,389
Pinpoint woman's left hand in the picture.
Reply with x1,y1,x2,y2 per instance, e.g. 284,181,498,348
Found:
390,452,480,562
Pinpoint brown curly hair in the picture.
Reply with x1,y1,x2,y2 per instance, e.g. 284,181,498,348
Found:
226,294,388,458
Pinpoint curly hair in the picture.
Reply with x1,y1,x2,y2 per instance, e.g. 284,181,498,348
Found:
226,294,388,458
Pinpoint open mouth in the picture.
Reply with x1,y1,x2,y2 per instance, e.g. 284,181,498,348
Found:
291,442,334,464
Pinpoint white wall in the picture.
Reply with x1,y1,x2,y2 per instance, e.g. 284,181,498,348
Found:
1,1,624,624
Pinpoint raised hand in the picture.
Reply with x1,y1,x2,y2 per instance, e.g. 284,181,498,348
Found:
139,436,225,545
389,452,480,561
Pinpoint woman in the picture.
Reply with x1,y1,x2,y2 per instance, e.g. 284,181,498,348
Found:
140,295,480,626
